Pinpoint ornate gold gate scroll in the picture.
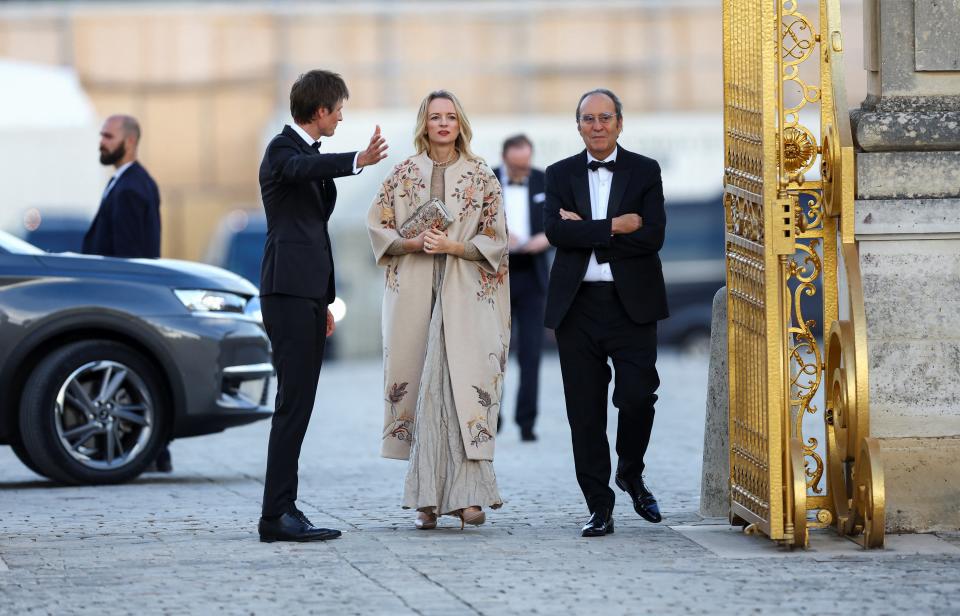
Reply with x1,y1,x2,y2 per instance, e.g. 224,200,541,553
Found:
723,0,885,548
820,0,885,549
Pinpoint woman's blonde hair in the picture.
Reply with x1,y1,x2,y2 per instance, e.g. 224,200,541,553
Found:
413,90,481,162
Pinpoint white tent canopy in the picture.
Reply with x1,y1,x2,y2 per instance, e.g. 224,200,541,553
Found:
0,59,104,233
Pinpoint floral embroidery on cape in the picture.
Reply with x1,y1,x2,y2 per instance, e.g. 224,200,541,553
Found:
476,259,508,307
375,160,426,229
466,338,508,448
468,385,497,448
382,381,413,442
385,262,400,293
477,182,502,239
452,165,486,222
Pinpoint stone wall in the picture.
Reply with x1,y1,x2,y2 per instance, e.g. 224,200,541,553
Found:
0,1,735,261
853,0,960,532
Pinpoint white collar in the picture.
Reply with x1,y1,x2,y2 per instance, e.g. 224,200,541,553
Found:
290,123,318,148
586,146,619,164
112,160,135,180
499,167,529,186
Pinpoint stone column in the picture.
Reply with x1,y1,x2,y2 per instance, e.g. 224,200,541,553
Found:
700,287,729,518
851,0,960,532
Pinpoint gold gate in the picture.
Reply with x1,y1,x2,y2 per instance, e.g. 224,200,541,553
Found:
723,0,885,548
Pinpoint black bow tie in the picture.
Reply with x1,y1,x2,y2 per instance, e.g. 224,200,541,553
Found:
310,141,321,151
587,159,615,172
507,178,527,186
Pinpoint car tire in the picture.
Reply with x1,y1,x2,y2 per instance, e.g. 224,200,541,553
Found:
9,435,48,479
18,340,169,485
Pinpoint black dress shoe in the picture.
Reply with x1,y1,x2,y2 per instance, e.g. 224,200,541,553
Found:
615,475,662,523
292,508,314,527
581,508,614,537
258,513,341,543
520,427,537,442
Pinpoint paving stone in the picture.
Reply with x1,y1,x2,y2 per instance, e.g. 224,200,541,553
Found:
1,354,958,615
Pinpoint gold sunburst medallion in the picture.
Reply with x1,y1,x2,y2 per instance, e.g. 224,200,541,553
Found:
782,127,817,173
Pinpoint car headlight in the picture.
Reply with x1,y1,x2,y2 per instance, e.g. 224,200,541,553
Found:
174,289,247,314
244,295,263,324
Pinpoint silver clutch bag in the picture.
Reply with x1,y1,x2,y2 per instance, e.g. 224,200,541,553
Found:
398,198,453,239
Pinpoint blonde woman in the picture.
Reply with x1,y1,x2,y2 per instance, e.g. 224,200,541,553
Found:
367,90,510,530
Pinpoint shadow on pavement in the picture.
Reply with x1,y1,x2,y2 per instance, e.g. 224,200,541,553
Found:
0,474,254,490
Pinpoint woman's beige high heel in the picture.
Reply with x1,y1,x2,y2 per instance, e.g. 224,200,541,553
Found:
415,510,438,530
456,506,485,529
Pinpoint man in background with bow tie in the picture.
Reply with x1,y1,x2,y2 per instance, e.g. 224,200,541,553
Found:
543,89,669,537
257,69,387,543
493,134,550,442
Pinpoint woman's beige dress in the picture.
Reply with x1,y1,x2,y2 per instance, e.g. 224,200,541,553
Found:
367,153,510,518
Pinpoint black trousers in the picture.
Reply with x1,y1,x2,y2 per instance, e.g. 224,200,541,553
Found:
509,267,546,431
555,283,659,513
260,294,328,518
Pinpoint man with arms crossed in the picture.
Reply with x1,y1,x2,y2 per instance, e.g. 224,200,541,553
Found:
257,70,387,542
543,89,668,537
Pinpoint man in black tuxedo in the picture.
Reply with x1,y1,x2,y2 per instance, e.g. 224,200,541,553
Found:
543,89,668,537
257,70,387,543
494,135,550,442
83,114,173,472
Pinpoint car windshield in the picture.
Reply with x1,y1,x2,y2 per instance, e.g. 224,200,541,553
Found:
0,230,44,255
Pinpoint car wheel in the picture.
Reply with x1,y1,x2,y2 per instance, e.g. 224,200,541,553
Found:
10,435,47,479
18,340,168,485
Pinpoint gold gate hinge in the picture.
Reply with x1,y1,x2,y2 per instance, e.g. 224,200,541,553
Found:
771,196,795,255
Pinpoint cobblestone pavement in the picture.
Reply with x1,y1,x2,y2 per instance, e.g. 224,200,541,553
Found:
2,352,958,615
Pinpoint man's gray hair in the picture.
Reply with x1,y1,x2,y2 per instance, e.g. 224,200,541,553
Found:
575,88,623,121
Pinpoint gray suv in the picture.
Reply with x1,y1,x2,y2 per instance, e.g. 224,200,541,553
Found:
0,231,272,484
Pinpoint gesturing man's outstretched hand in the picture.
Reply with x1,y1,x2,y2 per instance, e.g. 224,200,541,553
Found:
357,125,389,168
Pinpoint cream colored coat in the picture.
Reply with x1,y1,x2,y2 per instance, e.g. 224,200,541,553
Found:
367,153,510,461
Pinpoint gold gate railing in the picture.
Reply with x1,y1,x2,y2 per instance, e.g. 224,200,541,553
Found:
723,0,885,548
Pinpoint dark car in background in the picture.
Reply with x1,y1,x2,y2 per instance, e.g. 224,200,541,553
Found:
0,230,272,485
204,210,267,287
659,196,726,353
205,210,342,359
23,214,90,254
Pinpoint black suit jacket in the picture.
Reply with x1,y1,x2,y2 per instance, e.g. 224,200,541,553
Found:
493,166,549,291
543,146,668,329
258,125,356,302
82,161,161,258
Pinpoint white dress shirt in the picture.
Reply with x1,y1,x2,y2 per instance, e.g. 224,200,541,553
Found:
503,178,531,246
289,123,361,175
582,146,618,282
102,160,135,200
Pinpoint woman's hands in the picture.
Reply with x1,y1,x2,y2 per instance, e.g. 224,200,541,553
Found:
401,227,463,256
405,230,429,253
423,228,463,256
